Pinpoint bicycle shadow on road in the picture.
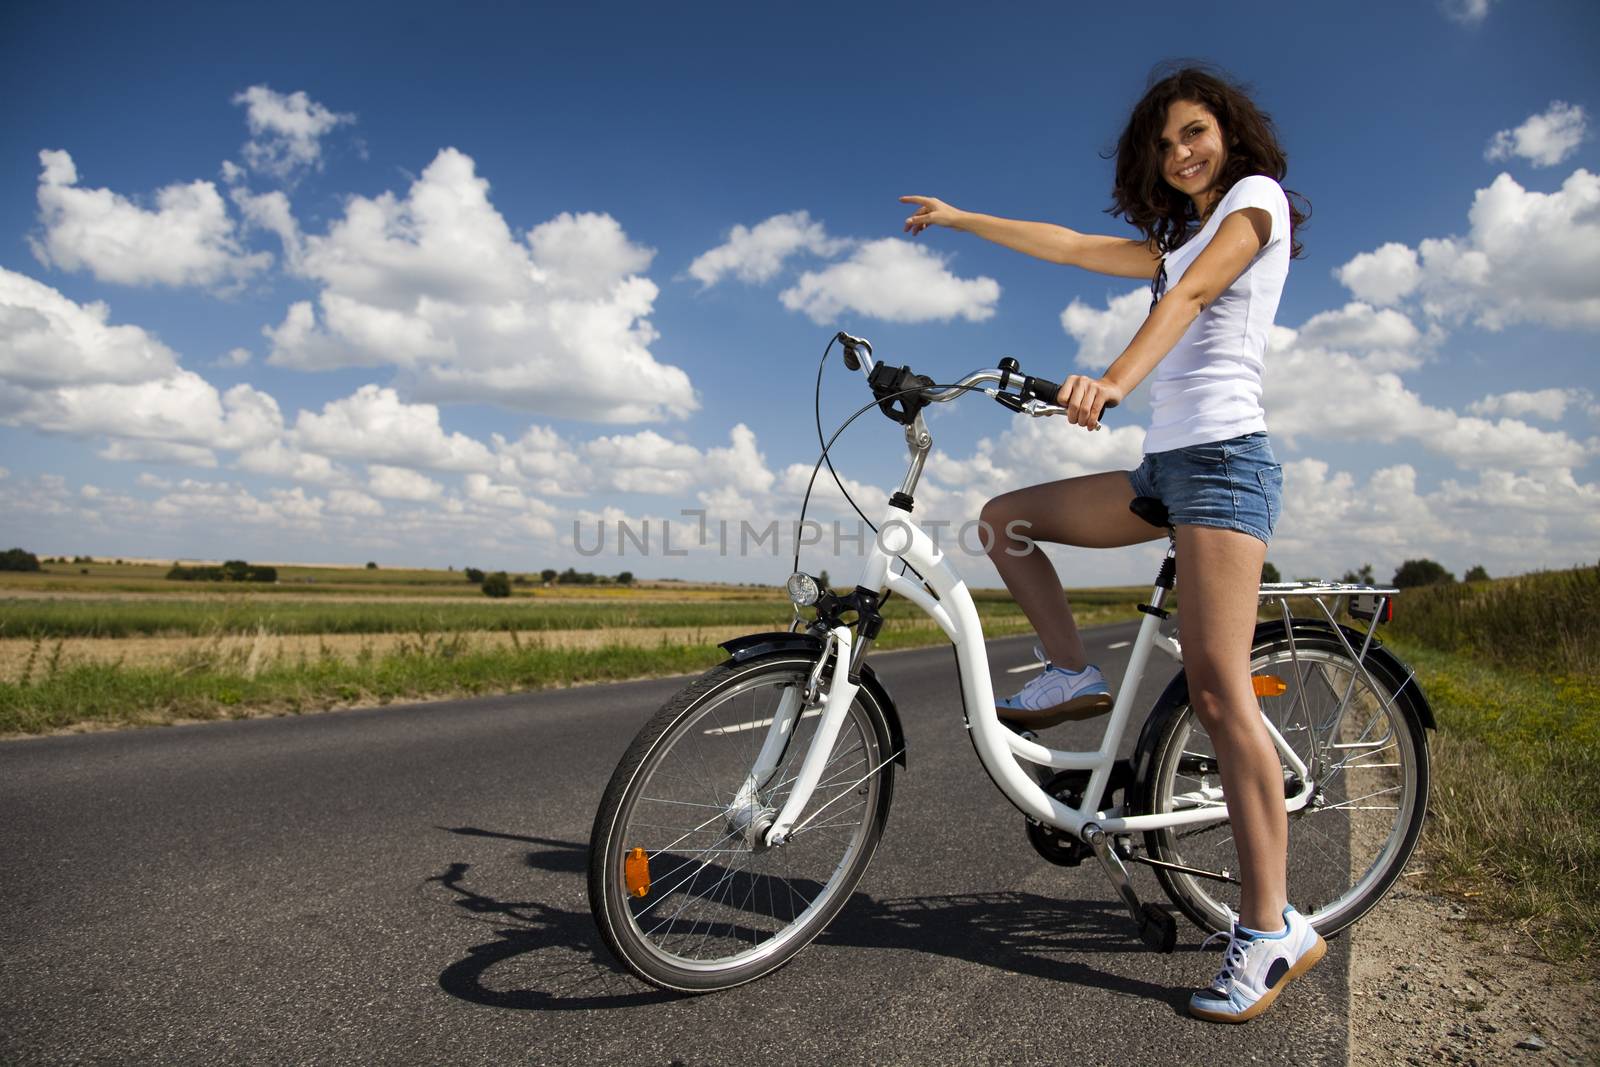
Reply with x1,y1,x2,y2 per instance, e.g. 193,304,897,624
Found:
431,826,1193,1016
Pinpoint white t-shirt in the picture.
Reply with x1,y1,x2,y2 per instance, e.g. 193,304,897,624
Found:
1141,174,1291,454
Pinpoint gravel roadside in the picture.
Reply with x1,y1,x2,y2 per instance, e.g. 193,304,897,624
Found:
1350,886,1597,1065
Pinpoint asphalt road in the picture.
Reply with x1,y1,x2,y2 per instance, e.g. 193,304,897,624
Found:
1,623,1347,1065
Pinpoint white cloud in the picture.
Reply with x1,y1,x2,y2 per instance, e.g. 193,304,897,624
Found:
1272,458,1600,583
327,489,384,517
99,439,219,467
1294,302,1429,370
528,211,655,295
367,464,444,501
1485,102,1588,168
214,347,252,368
1,267,179,387
1332,243,1421,307
10,374,282,451
1467,388,1586,421
262,148,695,422
1336,170,1600,331
30,150,270,288
688,211,848,287
293,385,494,472
1439,0,1493,25
1263,328,1592,470
234,439,348,485
232,85,354,181
1059,287,1148,370
780,238,1000,325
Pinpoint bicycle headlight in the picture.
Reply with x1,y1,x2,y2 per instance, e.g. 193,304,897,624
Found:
786,572,820,607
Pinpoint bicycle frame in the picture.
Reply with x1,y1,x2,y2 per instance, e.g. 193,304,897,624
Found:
760,500,1318,847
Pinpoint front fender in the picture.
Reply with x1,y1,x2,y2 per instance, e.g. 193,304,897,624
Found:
718,631,907,768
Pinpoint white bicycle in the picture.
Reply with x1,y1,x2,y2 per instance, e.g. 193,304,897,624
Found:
587,333,1434,993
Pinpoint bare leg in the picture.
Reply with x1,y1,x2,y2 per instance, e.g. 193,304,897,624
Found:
980,471,1161,670
1175,524,1288,932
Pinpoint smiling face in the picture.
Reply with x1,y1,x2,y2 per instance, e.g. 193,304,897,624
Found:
1159,99,1230,214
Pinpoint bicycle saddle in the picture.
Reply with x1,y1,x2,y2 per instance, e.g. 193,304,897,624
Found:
1129,496,1171,529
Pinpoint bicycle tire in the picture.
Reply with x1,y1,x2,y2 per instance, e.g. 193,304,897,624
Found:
588,650,896,992
1143,630,1430,938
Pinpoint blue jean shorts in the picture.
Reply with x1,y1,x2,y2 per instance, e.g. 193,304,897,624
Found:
1126,431,1284,545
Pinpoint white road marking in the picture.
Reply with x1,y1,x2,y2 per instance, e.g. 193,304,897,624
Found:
1005,663,1043,674
1108,641,1131,649
704,709,822,735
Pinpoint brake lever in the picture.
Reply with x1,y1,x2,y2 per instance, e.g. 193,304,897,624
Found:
985,389,1064,418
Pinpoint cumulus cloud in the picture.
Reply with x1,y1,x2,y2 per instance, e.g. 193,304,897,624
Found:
1333,243,1421,307
1,267,179,387
1466,388,1587,421
1486,102,1588,168
688,211,849,287
232,85,354,181
262,148,695,422
779,239,999,324
30,151,271,289
367,464,444,501
326,489,384,517
1263,327,1592,470
1060,287,1149,370
293,385,494,472
1335,169,1600,331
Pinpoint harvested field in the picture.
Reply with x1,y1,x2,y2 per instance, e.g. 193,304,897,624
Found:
0,626,761,681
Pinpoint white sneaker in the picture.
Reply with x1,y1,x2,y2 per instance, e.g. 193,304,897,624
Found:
1188,906,1327,1023
994,645,1112,728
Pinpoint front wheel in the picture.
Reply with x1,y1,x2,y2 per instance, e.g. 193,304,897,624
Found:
588,651,896,993
1143,631,1430,937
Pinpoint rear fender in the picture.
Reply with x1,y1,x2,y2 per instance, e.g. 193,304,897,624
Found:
1130,618,1435,790
718,632,907,767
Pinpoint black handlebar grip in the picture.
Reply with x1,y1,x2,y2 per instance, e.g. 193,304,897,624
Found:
1021,375,1060,403
1021,375,1117,413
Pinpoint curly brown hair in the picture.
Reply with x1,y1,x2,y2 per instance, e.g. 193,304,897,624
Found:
1108,64,1309,259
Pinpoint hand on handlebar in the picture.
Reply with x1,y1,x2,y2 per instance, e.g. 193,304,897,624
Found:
1056,375,1123,431
900,195,963,237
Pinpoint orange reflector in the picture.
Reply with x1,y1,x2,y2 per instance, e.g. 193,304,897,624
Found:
1252,674,1287,698
624,847,651,898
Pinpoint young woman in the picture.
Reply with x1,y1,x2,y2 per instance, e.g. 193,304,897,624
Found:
901,66,1317,1024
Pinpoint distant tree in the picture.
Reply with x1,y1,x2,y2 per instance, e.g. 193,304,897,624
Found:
1261,561,1281,584
1464,565,1490,582
818,569,832,590
1339,563,1376,585
0,548,41,572
464,567,486,584
1392,559,1455,588
365,561,378,570
540,568,558,584
617,571,634,586
512,574,529,585
481,571,512,598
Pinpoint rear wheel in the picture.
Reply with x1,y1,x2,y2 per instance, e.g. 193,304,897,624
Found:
588,651,896,992
1144,632,1430,937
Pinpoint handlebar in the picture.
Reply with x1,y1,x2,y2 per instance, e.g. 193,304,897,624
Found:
839,331,1115,424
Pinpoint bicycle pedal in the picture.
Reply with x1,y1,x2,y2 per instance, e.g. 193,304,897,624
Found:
1138,902,1177,953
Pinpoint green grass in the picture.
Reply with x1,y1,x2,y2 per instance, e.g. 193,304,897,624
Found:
0,637,726,735
1387,565,1600,676
1389,636,1599,973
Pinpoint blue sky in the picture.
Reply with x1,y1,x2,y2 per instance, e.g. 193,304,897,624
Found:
2,0,1597,586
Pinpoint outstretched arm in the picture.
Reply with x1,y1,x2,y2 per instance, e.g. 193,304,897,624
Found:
901,195,1161,280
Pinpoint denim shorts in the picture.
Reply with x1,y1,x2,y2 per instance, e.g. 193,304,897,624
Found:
1126,431,1284,545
